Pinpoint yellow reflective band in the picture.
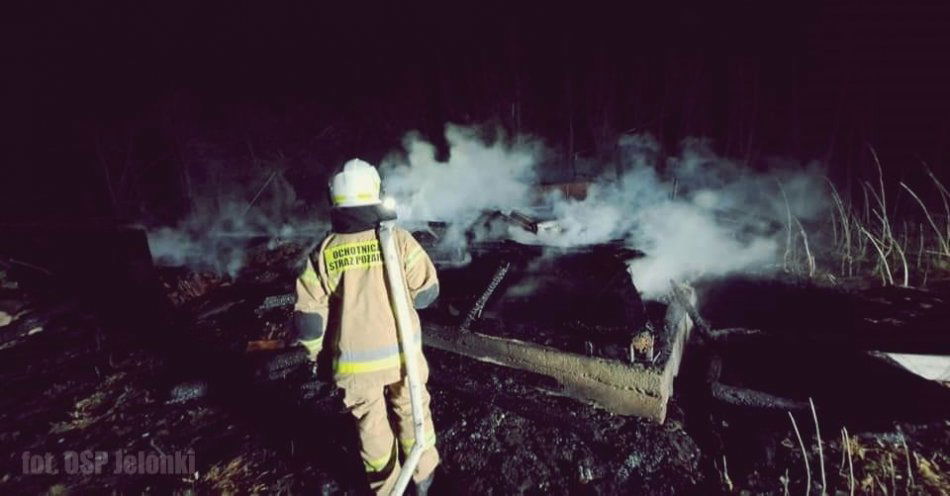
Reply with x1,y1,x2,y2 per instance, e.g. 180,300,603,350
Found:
332,191,379,206
333,346,422,376
326,271,342,293
363,452,393,473
334,354,402,375
300,262,319,286
400,430,437,452
405,248,423,269
323,239,383,276
299,336,324,351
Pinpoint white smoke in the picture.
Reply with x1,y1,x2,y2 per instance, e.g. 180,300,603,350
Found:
381,126,829,298
147,170,323,277
148,126,828,293
380,125,540,250
624,202,779,297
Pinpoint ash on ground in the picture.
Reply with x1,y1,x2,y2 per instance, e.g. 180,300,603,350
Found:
1,240,948,495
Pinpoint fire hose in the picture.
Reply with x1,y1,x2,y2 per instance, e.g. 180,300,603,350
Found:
377,220,428,496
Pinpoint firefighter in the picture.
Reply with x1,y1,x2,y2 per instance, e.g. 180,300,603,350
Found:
294,158,440,495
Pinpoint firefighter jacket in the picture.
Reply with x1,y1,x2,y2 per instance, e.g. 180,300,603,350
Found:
294,226,439,389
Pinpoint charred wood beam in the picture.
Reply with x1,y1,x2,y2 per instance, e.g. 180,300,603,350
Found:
257,293,296,313
186,291,297,319
710,382,808,410
668,281,709,342
705,324,950,354
256,346,312,380
507,211,539,233
706,327,766,341
167,380,209,404
705,352,723,384
460,261,511,332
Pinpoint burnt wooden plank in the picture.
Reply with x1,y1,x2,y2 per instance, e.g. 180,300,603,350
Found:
422,287,695,423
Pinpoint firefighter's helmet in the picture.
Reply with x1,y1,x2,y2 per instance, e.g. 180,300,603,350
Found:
329,159,382,207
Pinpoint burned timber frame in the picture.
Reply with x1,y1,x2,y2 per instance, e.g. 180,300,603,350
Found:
423,287,695,423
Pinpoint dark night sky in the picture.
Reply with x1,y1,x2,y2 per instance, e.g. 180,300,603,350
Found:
4,0,950,221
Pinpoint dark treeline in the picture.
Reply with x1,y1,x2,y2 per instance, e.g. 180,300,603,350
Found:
4,0,950,222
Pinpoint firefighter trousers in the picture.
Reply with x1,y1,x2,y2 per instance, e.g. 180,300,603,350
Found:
340,373,439,495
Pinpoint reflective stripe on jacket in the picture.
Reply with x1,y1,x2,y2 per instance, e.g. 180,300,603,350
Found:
294,226,438,388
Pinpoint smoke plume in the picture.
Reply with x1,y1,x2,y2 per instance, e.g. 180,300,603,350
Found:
380,126,540,251
147,125,829,297
147,170,323,277
381,126,828,297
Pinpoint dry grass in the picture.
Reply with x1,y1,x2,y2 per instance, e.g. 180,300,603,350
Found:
846,433,947,495
791,152,950,287
773,425,948,495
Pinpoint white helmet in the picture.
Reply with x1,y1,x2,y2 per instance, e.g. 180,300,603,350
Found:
329,158,382,207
